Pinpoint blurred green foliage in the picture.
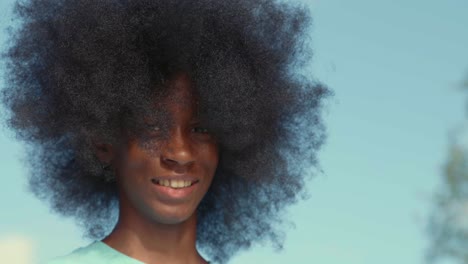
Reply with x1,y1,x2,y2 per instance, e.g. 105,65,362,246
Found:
427,80,468,264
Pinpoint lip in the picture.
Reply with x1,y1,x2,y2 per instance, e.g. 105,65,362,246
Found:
150,175,200,202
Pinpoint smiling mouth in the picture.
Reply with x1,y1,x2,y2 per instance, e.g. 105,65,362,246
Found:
151,179,199,189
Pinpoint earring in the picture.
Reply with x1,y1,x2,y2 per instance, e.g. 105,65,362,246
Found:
102,164,116,183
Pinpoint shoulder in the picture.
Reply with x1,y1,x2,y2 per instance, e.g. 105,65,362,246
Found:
43,241,144,264
43,241,105,264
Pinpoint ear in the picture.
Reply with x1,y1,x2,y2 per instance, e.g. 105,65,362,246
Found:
93,142,115,165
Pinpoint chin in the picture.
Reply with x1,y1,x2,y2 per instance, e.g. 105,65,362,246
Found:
149,204,198,225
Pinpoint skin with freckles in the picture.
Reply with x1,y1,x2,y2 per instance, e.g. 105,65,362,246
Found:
97,73,218,264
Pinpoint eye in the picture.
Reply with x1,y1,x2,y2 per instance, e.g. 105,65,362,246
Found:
146,124,162,133
191,126,209,134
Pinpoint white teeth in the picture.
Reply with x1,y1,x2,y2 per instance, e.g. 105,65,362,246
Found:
170,180,178,188
157,179,194,188
176,180,183,188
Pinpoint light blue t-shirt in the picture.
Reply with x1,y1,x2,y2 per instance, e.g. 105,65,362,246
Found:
46,241,144,264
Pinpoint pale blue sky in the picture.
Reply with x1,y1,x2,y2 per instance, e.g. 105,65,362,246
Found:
1,0,467,263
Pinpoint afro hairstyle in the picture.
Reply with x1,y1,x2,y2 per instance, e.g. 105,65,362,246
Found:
1,0,330,262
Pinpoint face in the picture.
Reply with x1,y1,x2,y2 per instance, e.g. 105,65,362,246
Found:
112,73,219,225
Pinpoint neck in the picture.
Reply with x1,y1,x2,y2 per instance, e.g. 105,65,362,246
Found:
102,197,206,264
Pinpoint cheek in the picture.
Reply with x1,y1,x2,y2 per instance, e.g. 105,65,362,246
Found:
116,154,157,211
199,143,219,175
116,150,153,190
119,140,159,171
120,155,146,177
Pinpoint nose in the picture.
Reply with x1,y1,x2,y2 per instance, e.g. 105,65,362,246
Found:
160,127,195,171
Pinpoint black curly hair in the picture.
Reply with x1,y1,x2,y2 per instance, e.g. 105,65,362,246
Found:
1,0,330,262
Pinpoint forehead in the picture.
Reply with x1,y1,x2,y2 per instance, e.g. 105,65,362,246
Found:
168,74,197,104
153,72,199,113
